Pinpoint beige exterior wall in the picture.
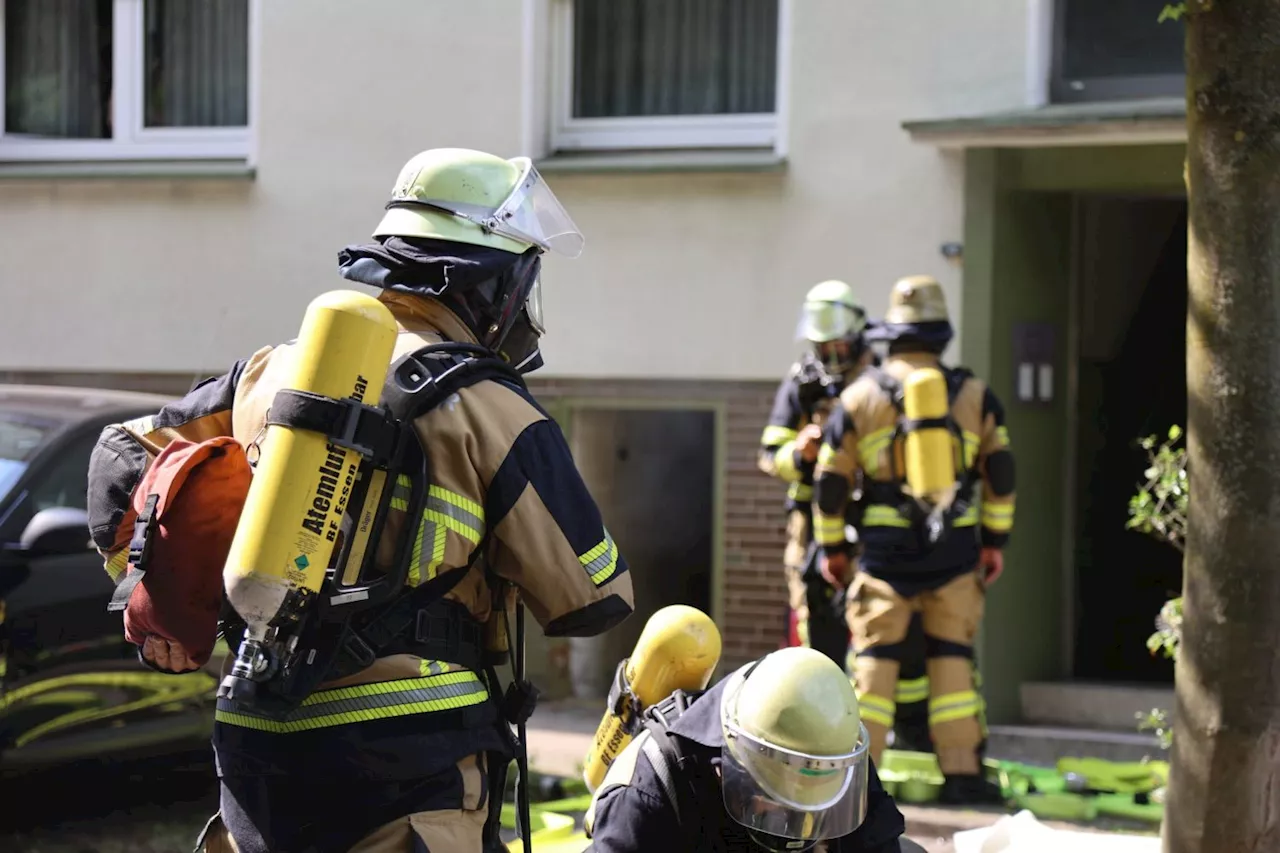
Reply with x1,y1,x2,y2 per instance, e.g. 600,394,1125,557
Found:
0,0,1034,380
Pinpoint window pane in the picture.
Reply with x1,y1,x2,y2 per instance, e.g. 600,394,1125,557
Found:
1060,0,1184,81
572,0,778,119
3,0,113,139
144,0,249,128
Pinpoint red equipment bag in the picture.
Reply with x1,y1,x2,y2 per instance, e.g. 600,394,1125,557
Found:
106,436,252,667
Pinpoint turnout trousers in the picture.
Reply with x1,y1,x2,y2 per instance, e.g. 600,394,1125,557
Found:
847,569,988,775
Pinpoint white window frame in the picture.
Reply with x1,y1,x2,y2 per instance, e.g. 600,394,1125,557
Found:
547,0,789,153
0,0,258,163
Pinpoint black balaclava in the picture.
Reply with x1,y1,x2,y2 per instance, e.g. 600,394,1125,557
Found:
337,236,545,374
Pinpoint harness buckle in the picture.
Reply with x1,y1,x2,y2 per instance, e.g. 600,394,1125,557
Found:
128,493,160,571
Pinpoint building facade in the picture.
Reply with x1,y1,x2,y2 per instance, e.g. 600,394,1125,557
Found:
0,0,1188,730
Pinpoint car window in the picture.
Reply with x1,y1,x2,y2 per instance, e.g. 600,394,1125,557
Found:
28,431,99,514
0,414,62,505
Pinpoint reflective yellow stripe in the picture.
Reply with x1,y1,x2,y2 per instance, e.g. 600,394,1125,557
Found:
996,426,1010,447
928,689,982,726
894,676,930,705
105,549,129,583
215,670,488,734
814,514,846,546
774,441,800,481
961,430,980,468
953,504,979,528
863,504,910,528
982,502,1014,532
787,481,814,502
857,428,895,472
857,692,896,728
580,529,620,587
761,425,798,447
817,443,838,467
393,478,484,586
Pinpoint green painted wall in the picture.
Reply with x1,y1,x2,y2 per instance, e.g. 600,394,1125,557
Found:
999,145,1186,194
984,191,1074,722
961,144,1186,722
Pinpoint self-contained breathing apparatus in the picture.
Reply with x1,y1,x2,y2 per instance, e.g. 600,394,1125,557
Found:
584,604,722,793
203,290,542,852
860,364,981,553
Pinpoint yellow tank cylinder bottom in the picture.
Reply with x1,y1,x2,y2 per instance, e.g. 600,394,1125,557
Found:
223,290,400,635
902,367,956,502
583,604,722,792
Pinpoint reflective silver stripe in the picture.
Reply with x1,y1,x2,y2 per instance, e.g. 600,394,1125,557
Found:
426,494,483,534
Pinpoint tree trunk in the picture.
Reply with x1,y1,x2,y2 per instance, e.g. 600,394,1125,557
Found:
1169,2,1280,851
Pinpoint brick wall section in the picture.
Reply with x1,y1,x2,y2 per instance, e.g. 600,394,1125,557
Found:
1,369,792,670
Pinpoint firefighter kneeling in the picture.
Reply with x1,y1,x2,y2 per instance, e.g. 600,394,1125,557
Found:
813,275,1015,806
583,645,915,852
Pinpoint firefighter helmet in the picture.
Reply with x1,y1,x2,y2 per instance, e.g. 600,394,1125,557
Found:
374,147,584,259
870,275,954,350
720,647,871,850
796,280,868,374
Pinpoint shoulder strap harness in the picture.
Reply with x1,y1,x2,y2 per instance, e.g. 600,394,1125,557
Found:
860,363,981,551
637,688,725,848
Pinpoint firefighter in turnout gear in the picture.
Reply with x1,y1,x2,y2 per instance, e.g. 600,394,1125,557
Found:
812,275,1014,806
758,280,872,663
85,147,635,852
759,282,932,757
582,646,913,852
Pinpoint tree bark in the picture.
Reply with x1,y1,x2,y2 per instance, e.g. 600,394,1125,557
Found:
1169,2,1280,851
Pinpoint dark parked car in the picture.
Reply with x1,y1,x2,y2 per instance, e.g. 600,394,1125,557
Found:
0,384,221,773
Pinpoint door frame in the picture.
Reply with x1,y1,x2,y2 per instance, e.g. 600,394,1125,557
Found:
1060,193,1084,678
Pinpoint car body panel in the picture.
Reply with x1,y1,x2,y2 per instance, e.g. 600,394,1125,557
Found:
0,384,226,773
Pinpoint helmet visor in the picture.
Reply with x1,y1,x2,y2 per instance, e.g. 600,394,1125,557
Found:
796,301,865,344
486,158,585,259
720,724,870,843
525,273,546,335
719,673,871,844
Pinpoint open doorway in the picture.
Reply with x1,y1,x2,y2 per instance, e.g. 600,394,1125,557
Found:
564,406,717,699
1070,195,1186,684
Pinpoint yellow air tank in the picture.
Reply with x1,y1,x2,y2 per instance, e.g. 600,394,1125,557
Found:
223,290,399,642
583,604,722,793
901,367,957,504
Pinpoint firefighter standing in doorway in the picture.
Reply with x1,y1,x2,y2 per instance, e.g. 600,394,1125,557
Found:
813,275,1015,805
86,147,635,852
759,282,932,756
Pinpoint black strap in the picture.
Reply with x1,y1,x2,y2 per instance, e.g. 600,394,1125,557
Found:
107,492,159,613
382,342,527,425
900,415,951,432
326,565,472,678
640,691,707,838
267,390,400,465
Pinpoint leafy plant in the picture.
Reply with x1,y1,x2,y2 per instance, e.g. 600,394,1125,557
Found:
1127,425,1187,749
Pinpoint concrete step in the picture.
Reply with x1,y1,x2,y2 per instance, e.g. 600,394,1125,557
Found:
985,723,1165,765
1020,681,1173,731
